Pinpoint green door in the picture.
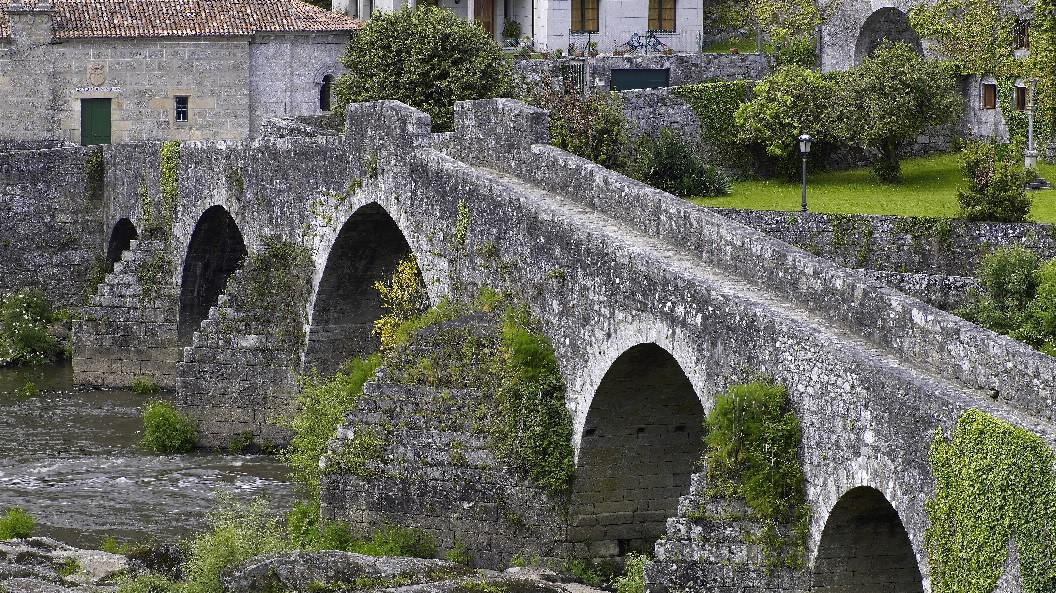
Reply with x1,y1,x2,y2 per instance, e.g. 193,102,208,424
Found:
81,98,112,146
610,68,671,91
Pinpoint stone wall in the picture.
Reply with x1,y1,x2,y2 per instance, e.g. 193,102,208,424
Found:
514,52,770,92
0,144,103,306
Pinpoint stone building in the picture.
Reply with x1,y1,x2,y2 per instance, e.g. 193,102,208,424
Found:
0,0,361,144
332,0,705,54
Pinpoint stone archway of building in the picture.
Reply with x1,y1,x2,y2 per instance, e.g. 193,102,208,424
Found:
854,7,922,65
570,343,704,558
177,205,247,345
106,218,138,272
304,202,421,376
811,486,924,593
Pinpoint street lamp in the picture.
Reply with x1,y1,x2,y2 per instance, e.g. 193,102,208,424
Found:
798,134,813,212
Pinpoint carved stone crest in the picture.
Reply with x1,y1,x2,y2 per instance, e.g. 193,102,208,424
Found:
87,63,106,87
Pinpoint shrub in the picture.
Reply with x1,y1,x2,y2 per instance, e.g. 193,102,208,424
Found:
673,80,754,169
14,381,39,399
141,401,198,454
334,6,515,132
0,290,67,366
832,42,963,182
529,86,627,170
131,377,160,396
284,355,382,494
446,538,473,566
181,495,287,593
0,508,34,539
628,128,731,197
349,525,437,559
957,141,1031,222
373,256,429,351
116,574,180,593
702,379,807,567
612,553,650,593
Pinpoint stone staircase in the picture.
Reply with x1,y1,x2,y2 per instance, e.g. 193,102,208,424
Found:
72,238,180,388
646,473,807,593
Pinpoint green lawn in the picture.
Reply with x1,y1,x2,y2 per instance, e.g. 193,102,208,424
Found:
701,36,761,54
694,153,1056,222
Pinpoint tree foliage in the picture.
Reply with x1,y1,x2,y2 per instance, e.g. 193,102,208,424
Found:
909,0,1018,76
334,6,515,131
734,64,836,160
830,42,963,182
627,128,732,197
529,84,628,170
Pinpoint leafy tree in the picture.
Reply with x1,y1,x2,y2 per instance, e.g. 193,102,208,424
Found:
334,6,515,131
707,0,842,66
628,128,731,197
529,84,628,170
734,64,837,175
957,141,1031,222
831,42,963,182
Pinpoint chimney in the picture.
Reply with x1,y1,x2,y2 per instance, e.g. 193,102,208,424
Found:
6,0,55,46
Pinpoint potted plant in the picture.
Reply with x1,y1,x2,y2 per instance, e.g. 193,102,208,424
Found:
502,19,521,47
587,40,599,57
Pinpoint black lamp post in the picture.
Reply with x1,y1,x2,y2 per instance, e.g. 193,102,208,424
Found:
798,134,813,212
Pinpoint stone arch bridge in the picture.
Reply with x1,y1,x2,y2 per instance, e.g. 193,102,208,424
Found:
70,99,1056,592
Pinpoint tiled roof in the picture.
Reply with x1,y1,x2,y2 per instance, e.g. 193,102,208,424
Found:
0,0,362,40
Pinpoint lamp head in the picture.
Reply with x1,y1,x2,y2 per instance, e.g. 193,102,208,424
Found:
798,134,813,155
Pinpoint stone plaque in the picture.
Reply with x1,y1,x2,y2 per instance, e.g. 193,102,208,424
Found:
87,63,106,86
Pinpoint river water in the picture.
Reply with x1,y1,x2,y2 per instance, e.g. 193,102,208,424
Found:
0,363,295,548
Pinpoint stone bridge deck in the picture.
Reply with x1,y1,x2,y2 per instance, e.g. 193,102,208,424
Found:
66,99,1056,592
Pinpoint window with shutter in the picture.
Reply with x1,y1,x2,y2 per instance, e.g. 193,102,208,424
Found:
648,0,675,32
571,0,599,33
1015,86,1028,111
982,83,997,110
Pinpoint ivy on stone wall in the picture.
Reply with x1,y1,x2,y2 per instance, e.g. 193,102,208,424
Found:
926,408,1056,593
673,81,753,167
84,147,104,205
143,141,181,239
998,77,1054,157
224,237,314,351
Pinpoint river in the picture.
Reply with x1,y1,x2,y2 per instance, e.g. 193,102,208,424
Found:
0,363,295,548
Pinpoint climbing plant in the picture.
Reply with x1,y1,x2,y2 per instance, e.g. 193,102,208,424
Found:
926,408,1056,593
673,80,754,169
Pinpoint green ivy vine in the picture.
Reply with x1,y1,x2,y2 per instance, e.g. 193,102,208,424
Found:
84,147,104,205
136,141,182,295
673,81,754,167
926,408,1056,593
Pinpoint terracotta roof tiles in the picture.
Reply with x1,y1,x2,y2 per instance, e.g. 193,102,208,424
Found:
1,0,362,40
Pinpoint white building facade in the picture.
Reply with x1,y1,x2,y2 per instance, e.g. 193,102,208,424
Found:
332,0,706,54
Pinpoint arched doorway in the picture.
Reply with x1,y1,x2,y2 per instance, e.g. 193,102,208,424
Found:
812,486,924,593
304,202,421,375
178,206,247,345
570,343,704,557
106,218,138,272
855,8,922,65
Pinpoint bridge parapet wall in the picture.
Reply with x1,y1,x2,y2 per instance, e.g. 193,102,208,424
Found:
444,98,1056,424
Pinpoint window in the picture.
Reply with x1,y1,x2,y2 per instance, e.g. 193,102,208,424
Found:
648,0,675,32
174,96,189,122
571,0,599,33
320,75,333,112
1016,86,1028,111
982,83,997,110
1014,20,1030,50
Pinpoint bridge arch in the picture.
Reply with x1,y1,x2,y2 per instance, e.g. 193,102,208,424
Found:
304,201,423,375
106,218,138,272
178,205,247,345
811,486,924,593
855,7,922,65
570,342,704,557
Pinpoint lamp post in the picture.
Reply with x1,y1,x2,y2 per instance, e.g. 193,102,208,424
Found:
798,134,813,212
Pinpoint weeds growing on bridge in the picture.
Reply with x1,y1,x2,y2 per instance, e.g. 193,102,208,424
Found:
927,409,1056,593
0,290,69,367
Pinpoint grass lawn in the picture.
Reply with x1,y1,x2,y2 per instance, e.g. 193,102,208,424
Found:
694,153,1056,223
701,36,761,54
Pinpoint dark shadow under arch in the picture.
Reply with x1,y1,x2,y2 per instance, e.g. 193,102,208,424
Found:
106,218,138,272
178,206,247,345
812,486,924,593
570,343,704,557
855,8,922,65
304,202,420,375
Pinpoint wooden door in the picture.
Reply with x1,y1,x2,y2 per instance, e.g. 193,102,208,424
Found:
81,98,112,146
475,0,494,37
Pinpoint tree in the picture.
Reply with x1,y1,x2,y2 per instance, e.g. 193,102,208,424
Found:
333,6,515,132
831,42,963,182
734,64,837,169
707,0,843,67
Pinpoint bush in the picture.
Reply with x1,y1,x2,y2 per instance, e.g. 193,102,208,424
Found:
373,256,428,352
283,354,382,494
673,80,754,169
182,495,287,593
628,128,731,197
131,377,160,396
831,42,963,182
141,401,198,454
612,553,650,593
349,525,437,559
0,290,67,366
957,141,1031,222
116,574,180,593
529,86,627,170
0,508,35,539
334,6,515,132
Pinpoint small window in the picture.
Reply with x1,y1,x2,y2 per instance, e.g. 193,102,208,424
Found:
1016,86,1028,111
174,96,189,122
1014,20,1030,50
648,0,675,32
320,75,334,112
982,83,997,110
571,0,599,33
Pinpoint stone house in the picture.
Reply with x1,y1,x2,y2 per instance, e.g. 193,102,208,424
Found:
332,0,705,54
0,0,361,144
